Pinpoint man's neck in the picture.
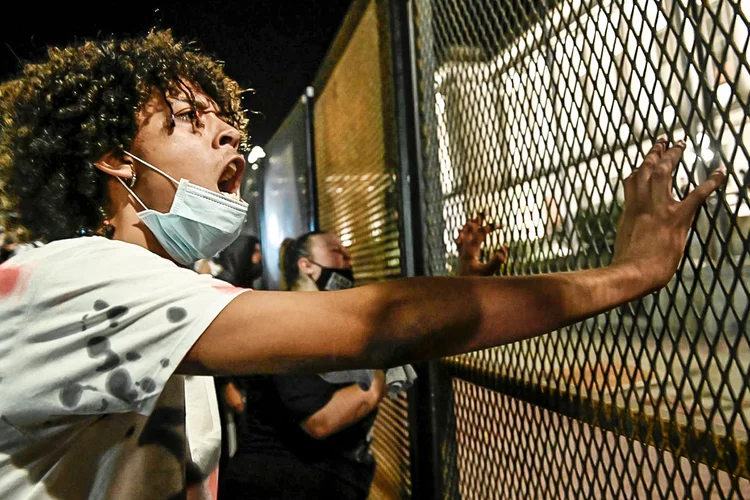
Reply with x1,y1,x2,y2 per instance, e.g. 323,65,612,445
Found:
109,202,178,265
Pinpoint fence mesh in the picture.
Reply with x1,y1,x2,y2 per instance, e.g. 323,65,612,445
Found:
312,1,411,497
413,0,750,497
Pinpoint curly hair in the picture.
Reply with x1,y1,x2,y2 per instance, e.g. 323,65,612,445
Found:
0,30,249,242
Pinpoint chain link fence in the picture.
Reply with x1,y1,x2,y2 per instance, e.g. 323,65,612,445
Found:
312,1,412,497
413,0,750,497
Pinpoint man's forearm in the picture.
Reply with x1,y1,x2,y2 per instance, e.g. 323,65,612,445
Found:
362,263,650,365
300,383,381,439
185,263,653,375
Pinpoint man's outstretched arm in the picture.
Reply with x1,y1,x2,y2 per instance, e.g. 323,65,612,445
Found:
180,140,725,375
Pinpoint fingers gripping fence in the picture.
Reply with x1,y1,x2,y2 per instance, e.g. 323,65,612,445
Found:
412,0,750,497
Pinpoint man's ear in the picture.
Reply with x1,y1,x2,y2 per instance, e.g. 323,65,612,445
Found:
93,152,134,180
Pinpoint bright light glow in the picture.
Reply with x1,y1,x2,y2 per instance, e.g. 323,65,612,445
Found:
601,8,622,55
655,9,668,31
247,146,266,164
619,124,630,143
504,69,521,93
251,163,259,171
435,92,455,195
565,35,575,58
716,82,732,107
593,37,604,56
701,149,715,162
265,212,284,248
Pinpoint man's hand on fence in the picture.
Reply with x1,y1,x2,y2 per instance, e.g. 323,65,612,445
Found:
456,212,508,277
613,138,726,291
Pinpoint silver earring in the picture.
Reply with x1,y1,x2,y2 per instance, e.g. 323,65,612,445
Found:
129,171,137,188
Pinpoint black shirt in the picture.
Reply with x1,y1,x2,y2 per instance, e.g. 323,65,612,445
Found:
221,374,378,497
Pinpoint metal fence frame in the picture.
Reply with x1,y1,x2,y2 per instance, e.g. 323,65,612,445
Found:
397,0,750,498
260,0,750,497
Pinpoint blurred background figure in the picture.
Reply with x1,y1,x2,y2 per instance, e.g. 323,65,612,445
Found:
191,234,264,500
0,221,43,264
218,230,402,500
195,234,264,289
216,234,264,290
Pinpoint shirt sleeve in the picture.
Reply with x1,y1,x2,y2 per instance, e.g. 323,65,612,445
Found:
272,374,339,423
0,237,248,423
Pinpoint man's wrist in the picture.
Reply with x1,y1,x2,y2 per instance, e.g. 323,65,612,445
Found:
607,259,661,301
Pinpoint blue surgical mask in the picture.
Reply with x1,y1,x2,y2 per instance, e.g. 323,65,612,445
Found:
116,151,249,265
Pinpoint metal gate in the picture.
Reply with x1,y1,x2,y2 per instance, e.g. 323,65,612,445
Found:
410,0,750,497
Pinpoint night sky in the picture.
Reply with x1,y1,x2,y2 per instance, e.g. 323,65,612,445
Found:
1,0,354,145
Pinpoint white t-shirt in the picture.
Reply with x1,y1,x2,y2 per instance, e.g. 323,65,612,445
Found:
0,237,247,499
184,376,221,500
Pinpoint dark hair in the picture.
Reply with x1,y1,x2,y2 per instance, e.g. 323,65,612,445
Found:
279,231,325,291
216,234,261,288
0,30,249,242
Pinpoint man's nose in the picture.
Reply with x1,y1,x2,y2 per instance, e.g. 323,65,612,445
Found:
211,116,241,150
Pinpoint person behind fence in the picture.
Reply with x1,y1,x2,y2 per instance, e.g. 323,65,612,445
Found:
0,30,726,499
219,220,504,499
186,238,265,500
197,234,266,481
218,231,388,499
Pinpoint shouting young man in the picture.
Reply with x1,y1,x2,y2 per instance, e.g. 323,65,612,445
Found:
0,31,725,499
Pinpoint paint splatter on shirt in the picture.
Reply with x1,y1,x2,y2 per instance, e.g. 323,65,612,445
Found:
0,237,247,499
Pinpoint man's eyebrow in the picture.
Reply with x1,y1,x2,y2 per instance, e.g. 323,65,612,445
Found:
170,96,205,108
168,93,218,109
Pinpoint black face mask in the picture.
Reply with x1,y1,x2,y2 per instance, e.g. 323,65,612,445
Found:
311,263,355,291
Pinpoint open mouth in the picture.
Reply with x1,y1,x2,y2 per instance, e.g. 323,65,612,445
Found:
218,155,246,200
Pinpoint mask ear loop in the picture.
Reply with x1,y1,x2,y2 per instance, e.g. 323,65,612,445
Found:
116,176,149,211
123,150,180,186
306,259,326,269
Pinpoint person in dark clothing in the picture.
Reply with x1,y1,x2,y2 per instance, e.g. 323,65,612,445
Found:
216,234,263,288
205,234,266,481
219,221,507,499
219,231,387,499
219,371,385,499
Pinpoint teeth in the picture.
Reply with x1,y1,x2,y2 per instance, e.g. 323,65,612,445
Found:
219,162,237,183
221,191,241,201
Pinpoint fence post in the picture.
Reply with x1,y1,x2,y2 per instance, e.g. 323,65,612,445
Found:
302,86,320,232
387,0,449,497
